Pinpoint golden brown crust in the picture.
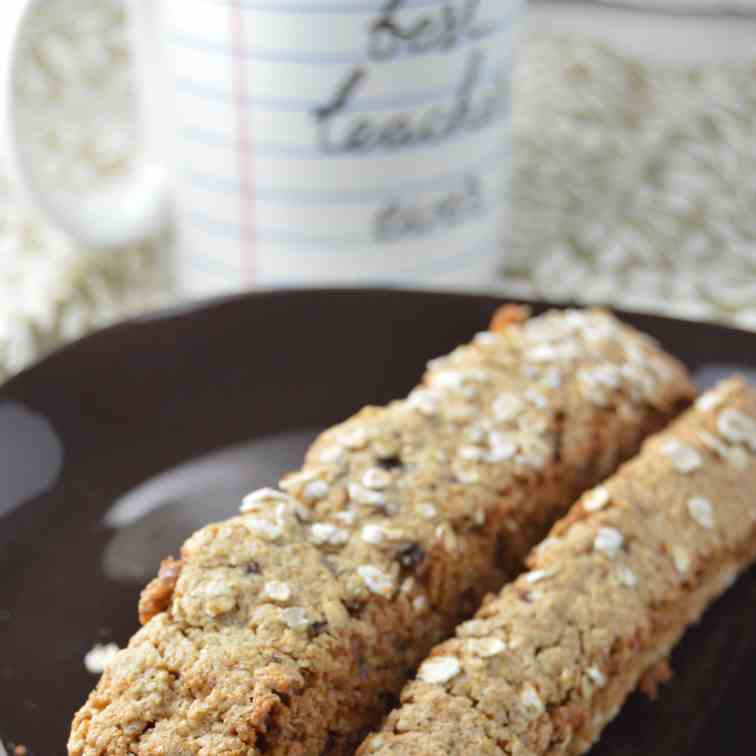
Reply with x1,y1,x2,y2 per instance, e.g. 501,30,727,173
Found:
637,658,673,700
138,558,183,625
489,304,531,332
68,308,694,756
359,379,756,756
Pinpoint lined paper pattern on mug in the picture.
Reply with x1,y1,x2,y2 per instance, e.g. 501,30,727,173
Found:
163,0,519,291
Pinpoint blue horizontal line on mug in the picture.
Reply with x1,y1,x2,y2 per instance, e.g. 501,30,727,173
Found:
188,211,363,244
169,14,515,65
187,209,490,247
204,0,472,14
174,67,507,113
185,253,242,276
183,142,509,203
186,234,497,281
391,234,496,277
178,112,511,156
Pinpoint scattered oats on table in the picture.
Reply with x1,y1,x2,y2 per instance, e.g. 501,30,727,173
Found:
83,642,120,674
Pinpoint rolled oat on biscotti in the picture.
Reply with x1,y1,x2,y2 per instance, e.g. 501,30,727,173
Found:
68,307,694,756
359,378,756,756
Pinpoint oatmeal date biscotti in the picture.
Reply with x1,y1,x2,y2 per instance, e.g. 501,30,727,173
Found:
68,307,694,756
359,378,756,756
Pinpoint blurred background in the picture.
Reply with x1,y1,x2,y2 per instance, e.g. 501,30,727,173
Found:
0,0,754,380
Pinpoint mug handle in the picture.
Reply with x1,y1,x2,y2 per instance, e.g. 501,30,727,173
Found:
0,0,170,248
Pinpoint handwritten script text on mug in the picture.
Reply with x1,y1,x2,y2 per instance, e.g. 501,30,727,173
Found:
374,174,483,242
311,0,508,246
367,0,495,61
314,51,508,154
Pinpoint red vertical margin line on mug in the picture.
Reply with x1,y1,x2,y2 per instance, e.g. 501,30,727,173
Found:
229,0,256,286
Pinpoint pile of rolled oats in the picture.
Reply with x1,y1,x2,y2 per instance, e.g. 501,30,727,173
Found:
0,0,164,383
506,34,756,328
0,0,754,380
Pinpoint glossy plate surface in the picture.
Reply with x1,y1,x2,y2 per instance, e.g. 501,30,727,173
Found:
1,289,755,755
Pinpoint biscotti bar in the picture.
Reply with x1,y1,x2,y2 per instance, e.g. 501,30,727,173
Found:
359,378,756,756
68,307,694,756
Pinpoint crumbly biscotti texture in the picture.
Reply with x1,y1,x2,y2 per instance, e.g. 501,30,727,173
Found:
68,307,695,756
359,378,756,756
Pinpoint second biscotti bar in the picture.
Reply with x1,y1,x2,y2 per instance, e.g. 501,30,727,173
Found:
360,378,756,756
68,308,694,756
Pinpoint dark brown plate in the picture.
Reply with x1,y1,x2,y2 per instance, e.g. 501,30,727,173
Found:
1,289,755,755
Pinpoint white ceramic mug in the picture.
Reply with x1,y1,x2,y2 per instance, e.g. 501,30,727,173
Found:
1,0,519,296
